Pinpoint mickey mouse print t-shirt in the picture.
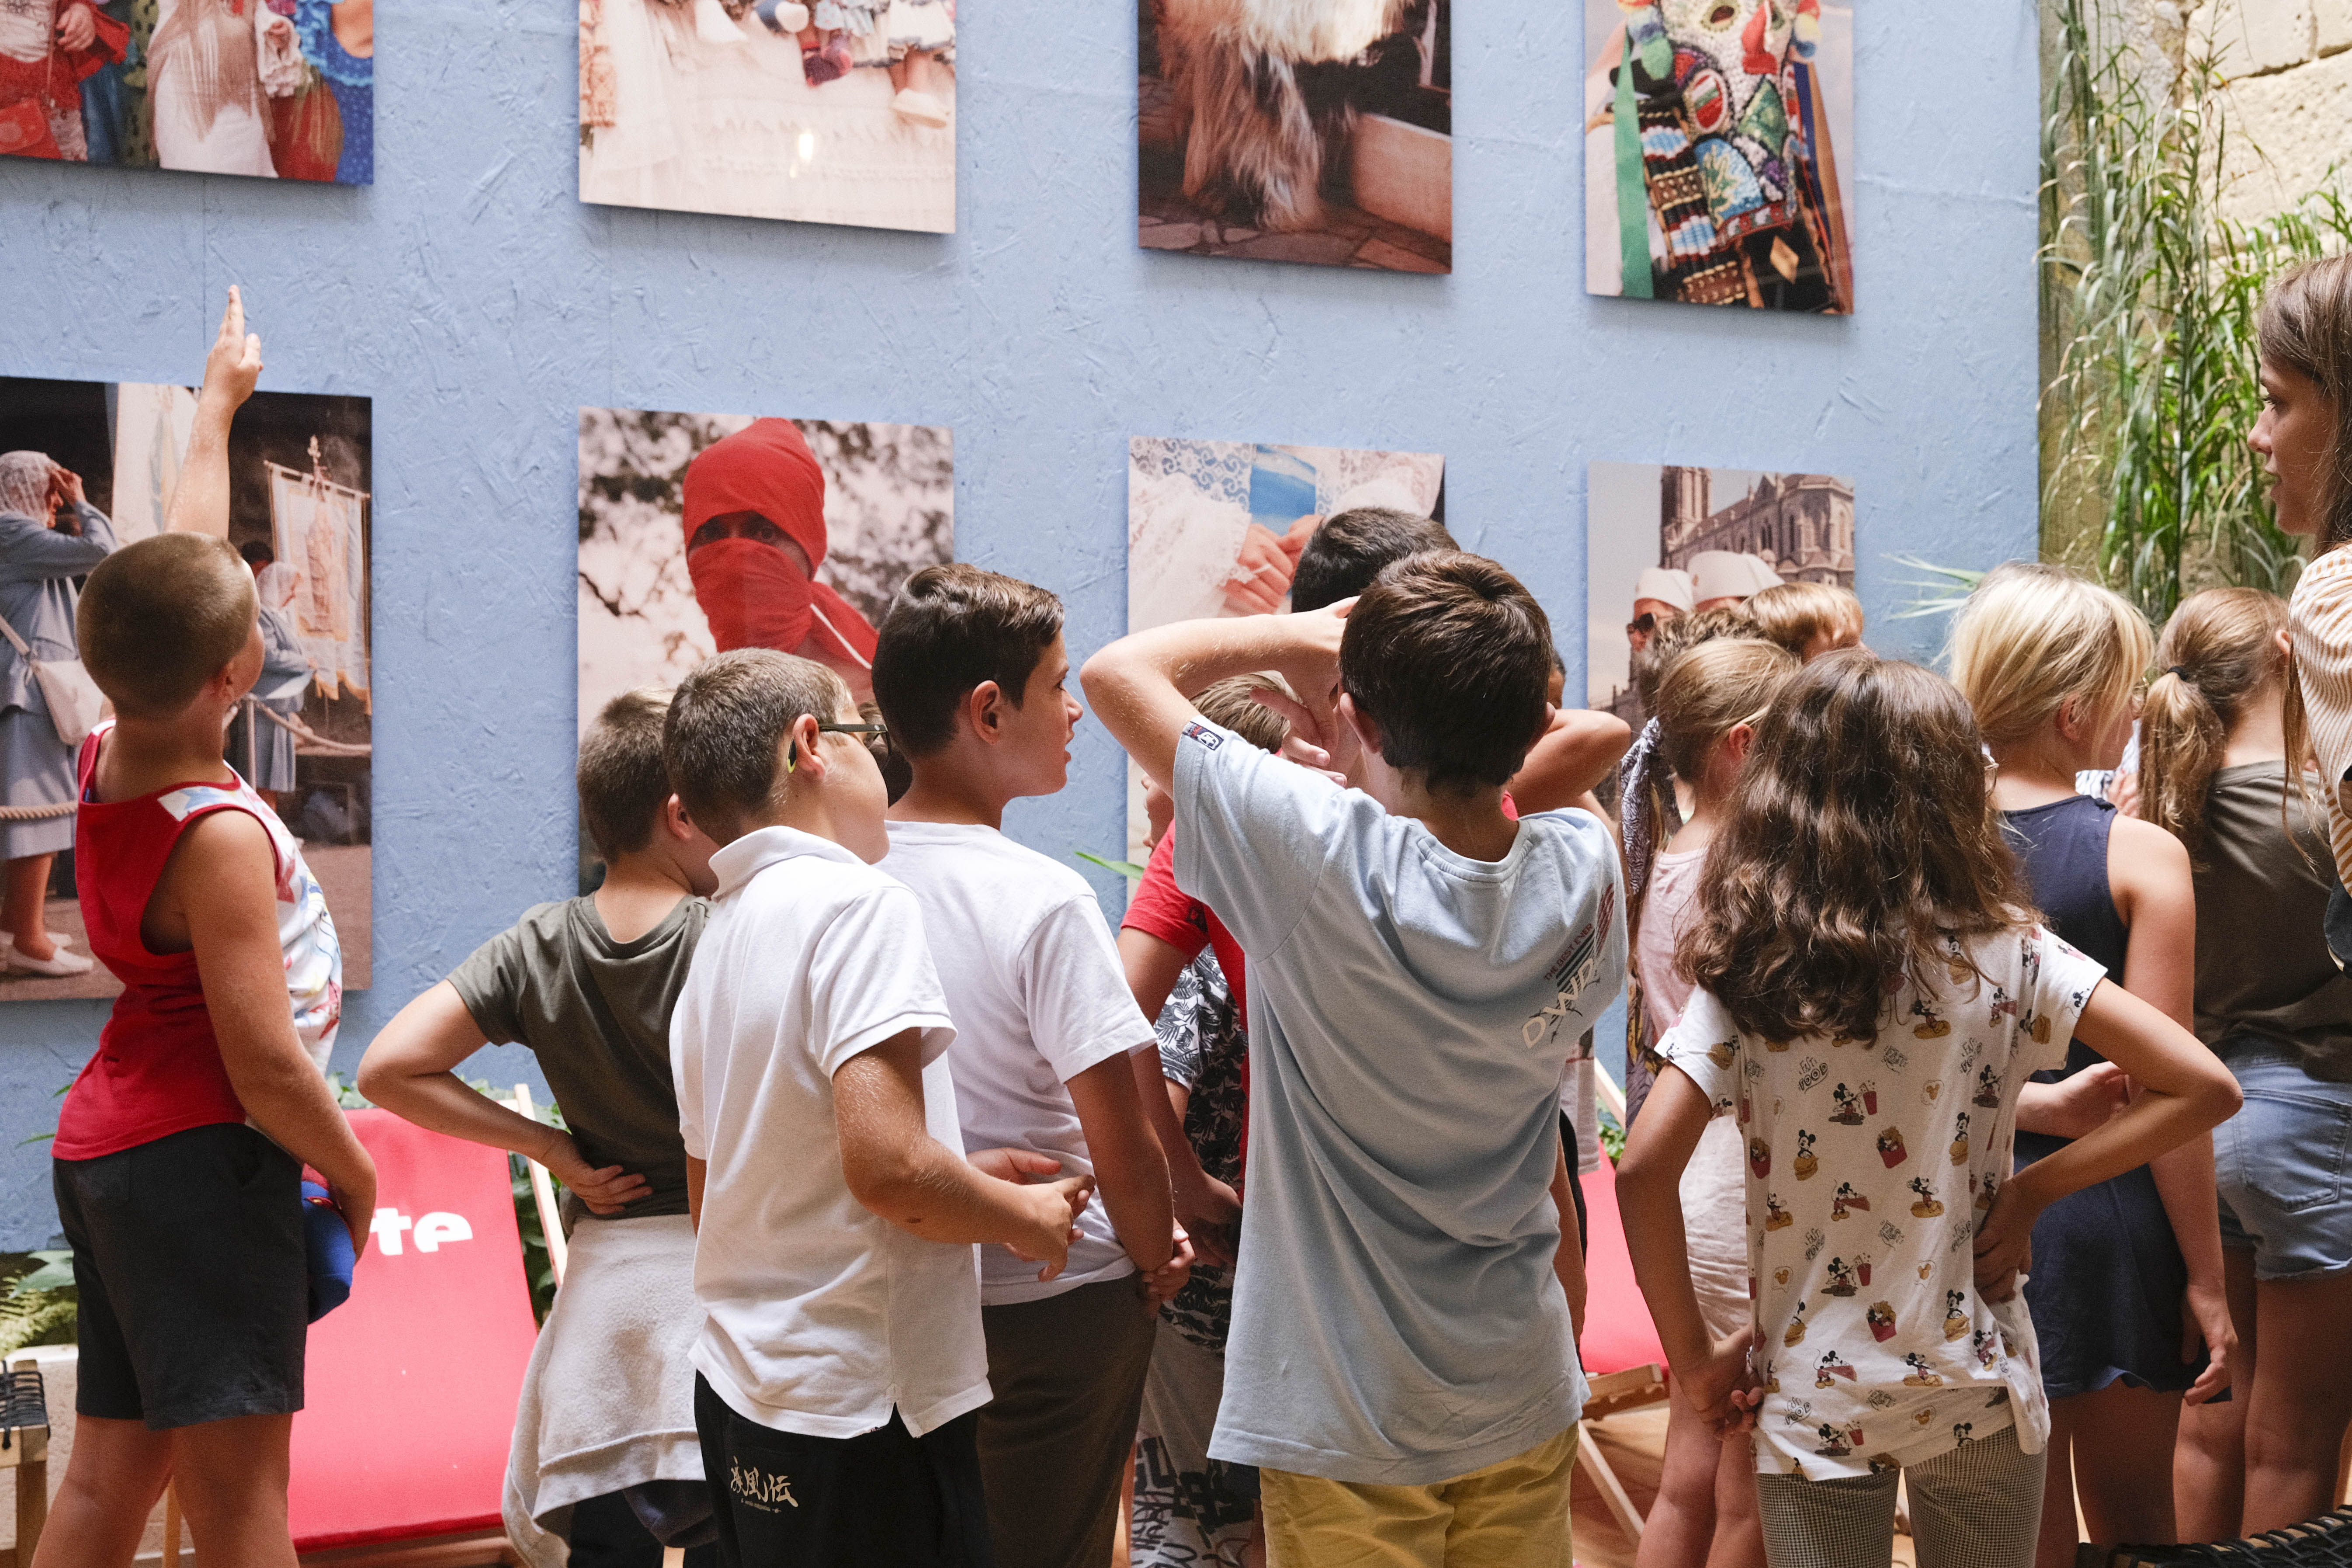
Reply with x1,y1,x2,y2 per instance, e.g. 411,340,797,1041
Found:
1658,924,2105,1481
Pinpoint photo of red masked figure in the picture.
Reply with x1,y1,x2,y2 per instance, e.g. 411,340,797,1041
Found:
680,418,880,700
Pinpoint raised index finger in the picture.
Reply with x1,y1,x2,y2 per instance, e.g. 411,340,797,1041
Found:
219,285,244,346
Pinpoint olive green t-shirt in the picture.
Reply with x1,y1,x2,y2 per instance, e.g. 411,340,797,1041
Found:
448,894,707,1219
2195,763,2352,1082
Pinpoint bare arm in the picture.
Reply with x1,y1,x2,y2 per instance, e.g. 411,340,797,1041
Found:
1509,711,1633,815
1080,607,1348,797
163,288,262,540
1118,924,1194,1029
834,1029,1091,1274
1552,1136,1587,1340
2111,814,2233,1401
1066,1051,1177,1276
1975,978,2241,1297
687,1155,704,1232
1617,1067,1752,1429
356,981,650,1214
170,811,375,1249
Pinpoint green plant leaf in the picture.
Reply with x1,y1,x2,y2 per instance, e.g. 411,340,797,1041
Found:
1073,851,1147,882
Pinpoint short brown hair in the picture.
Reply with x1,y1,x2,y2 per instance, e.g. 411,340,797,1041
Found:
1292,509,1458,612
1339,552,1551,793
1745,581,1863,657
78,534,257,719
579,687,676,861
1634,604,1762,714
872,565,1064,758
1193,673,1291,754
663,650,849,845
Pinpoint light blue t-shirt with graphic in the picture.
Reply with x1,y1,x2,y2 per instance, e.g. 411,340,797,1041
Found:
1174,718,1626,1485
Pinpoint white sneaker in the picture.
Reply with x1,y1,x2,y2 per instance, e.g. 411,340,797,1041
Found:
892,88,949,127
758,0,809,31
0,931,73,954
7,943,92,976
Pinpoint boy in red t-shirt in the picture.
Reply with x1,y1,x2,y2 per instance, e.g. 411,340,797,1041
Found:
39,290,376,1568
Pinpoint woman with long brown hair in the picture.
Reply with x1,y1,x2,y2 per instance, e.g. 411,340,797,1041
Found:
2147,589,2352,1539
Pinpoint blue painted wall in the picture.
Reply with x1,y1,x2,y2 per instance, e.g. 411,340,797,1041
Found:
0,0,2041,1248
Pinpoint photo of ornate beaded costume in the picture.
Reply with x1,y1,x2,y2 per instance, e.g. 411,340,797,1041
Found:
0,0,371,180
1586,461,1854,732
0,374,372,1001
1583,0,1853,312
580,0,954,230
1139,0,1450,271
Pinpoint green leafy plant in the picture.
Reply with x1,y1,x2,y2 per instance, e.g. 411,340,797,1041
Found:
1074,850,1147,882
1596,1107,1627,1167
0,1252,76,1356
2040,0,2352,621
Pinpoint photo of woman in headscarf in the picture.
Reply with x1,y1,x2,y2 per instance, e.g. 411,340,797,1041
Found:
146,0,302,175
576,408,952,882
0,450,112,978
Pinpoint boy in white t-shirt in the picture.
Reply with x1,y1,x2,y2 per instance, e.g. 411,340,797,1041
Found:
663,648,1094,1568
871,565,1191,1568
1082,552,1622,1568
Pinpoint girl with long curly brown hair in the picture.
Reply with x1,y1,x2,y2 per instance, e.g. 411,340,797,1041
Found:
2147,588,2352,1541
1617,651,2239,1568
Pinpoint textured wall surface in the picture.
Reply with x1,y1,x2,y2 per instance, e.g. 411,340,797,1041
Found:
2192,0,2352,223
0,0,2041,1249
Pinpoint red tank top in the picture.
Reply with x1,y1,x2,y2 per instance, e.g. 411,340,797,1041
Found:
55,726,301,1160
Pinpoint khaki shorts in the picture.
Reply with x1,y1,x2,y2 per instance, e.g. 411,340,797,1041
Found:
1259,1424,1578,1568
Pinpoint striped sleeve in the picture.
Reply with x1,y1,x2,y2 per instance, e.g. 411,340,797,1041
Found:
2290,545,2352,888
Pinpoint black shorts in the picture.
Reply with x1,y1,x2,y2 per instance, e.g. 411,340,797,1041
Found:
695,1376,994,1568
55,1122,307,1429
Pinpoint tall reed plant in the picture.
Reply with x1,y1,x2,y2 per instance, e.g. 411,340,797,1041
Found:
2040,0,2352,623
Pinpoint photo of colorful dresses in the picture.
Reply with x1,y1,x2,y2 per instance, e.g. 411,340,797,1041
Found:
0,0,371,181
1583,0,1853,312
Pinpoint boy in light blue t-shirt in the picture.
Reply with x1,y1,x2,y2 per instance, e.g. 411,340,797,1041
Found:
1082,551,1625,1567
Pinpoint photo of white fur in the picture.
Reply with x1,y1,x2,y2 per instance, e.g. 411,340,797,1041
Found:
1139,0,1450,271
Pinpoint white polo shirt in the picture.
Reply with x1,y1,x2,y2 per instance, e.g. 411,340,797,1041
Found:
671,825,982,1438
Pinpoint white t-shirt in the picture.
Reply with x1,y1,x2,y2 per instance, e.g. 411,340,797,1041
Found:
883,820,1155,1304
1658,924,2105,1481
670,826,982,1439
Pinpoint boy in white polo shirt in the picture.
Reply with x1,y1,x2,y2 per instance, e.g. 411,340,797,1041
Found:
872,565,1190,1568
1082,552,1624,1568
664,648,1094,1568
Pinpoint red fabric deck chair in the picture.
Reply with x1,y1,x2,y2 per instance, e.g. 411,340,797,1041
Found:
1575,1076,1675,1546
284,1108,541,1565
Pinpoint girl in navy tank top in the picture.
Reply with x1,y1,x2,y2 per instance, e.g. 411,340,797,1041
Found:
1955,564,2231,1568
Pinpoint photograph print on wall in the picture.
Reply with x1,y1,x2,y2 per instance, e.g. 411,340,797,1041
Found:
1124,435,1444,861
1584,0,1852,312
578,408,952,888
580,0,954,231
1139,0,1451,271
0,374,373,1001
1585,459,1854,743
1,0,373,182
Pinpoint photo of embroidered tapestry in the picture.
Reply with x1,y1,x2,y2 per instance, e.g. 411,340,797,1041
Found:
579,0,954,231
1584,0,1853,312
0,0,373,182
0,374,374,1002
1139,0,1451,271
1585,460,1854,739
1124,436,1445,860
577,409,953,887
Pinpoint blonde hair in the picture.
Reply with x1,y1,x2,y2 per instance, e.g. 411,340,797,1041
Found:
1747,581,1864,659
2141,589,2290,856
77,534,257,719
1193,673,1293,754
1633,638,1800,935
1949,562,2153,750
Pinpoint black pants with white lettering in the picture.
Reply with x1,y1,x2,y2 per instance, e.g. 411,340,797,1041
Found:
694,1375,996,1568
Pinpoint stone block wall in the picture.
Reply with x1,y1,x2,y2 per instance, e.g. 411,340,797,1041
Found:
2188,0,2352,222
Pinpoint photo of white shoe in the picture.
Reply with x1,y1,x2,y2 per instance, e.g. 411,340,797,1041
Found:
5,940,92,977
891,88,948,128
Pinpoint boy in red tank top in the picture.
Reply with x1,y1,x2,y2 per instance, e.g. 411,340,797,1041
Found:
36,291,377,1568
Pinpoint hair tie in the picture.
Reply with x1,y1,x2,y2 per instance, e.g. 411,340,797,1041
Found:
1619,718,1665,903
2166,664,2191,683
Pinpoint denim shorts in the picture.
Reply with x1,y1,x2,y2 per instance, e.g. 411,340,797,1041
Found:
2214,1048,2352,1281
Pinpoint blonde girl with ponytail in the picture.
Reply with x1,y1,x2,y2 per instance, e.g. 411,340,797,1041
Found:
1620,635,1797,1568
2147,590,2352,1540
